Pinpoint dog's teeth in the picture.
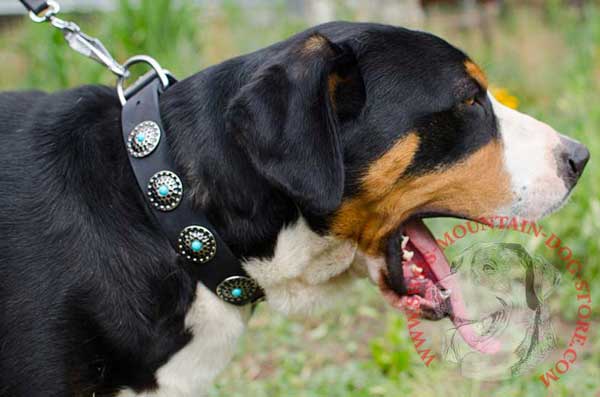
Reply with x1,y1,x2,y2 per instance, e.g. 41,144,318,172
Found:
401,235,409,249
410,264,423,274
403,250,414,261
418,275,425,279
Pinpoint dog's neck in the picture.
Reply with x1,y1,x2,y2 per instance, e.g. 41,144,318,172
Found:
156,65,302,260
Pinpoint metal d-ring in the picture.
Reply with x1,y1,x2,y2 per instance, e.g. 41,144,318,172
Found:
28,0,60,23
117,55,170,106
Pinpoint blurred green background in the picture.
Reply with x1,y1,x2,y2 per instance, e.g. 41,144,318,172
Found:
0,1,598,396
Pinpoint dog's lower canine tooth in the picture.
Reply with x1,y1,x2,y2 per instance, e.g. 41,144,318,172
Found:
401,235,409,250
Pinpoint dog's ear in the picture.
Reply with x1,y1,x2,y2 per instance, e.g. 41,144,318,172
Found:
226,33,362,216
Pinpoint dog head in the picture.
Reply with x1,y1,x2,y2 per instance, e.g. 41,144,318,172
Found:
224,22,588,320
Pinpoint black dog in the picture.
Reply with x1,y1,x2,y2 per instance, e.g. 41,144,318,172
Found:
0,22,588,397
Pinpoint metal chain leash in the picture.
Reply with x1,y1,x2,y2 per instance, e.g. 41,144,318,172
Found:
20,0,172,105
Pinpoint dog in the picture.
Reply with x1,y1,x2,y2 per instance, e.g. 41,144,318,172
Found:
0,21,589,397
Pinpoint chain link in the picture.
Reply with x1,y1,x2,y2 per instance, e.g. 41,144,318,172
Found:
25,0,172,104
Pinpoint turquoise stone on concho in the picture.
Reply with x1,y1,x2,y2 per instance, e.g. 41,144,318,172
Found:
158,185,170,197
191,240,203,252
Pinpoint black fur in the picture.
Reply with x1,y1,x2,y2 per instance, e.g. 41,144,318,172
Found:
0,22,495,396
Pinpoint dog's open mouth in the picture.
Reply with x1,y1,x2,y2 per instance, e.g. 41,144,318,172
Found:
376,218,502,354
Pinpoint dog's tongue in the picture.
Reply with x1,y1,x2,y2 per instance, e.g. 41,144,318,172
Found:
404,219,501,354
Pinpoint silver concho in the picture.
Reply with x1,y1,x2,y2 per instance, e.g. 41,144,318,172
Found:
127,121,161,158
178,225,217,264
216,276,261,305
147,171,183,212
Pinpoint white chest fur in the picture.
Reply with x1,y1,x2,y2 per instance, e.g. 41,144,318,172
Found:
117,217,360,396
243,217,361,315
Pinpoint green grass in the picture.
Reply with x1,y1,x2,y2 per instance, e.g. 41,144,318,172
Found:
1,2,599,396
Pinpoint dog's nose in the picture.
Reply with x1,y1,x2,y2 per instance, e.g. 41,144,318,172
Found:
557,136,590,188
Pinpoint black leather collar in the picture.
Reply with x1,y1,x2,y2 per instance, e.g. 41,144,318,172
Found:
19,0,48,14
120,74,264,306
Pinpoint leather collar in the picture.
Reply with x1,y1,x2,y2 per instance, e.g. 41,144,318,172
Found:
120,74,264,306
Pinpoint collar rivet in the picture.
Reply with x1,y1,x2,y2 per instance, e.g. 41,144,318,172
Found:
127,121,161,158
178,226,217,264
217,276,261,305
147,171,183,212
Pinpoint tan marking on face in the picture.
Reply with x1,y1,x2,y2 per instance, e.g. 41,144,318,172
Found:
331,138,512,255
330,133,420,253
465,60,488,89
362,133,421,201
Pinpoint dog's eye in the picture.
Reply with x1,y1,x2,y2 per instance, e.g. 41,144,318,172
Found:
482,263,496,275
463,97,476,106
